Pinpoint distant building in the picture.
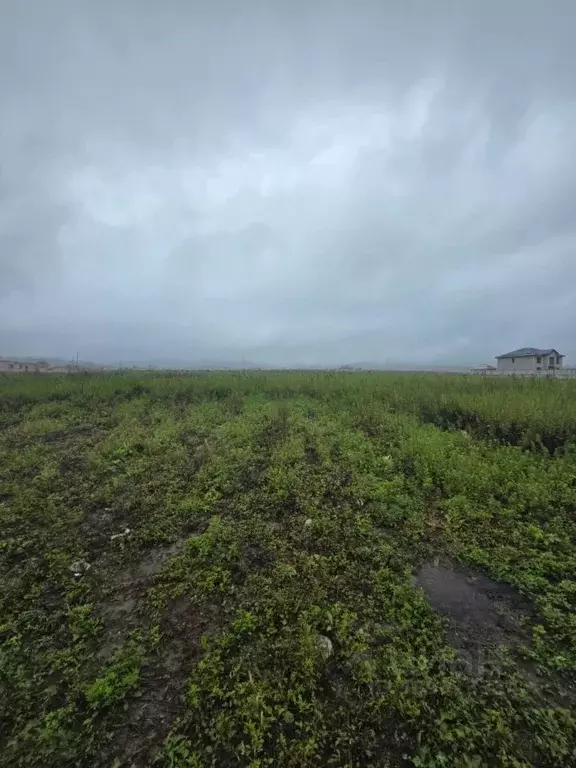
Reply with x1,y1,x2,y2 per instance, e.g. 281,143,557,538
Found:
496,348,564,373
0,359,21,372
470,364,497,375
0,359,70,373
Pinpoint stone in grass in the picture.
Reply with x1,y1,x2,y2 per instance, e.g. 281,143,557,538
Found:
110,527,131,541
70,560,91,578
316,634,333,660
303,518,313,529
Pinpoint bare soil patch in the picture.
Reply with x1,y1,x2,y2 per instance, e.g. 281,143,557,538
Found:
97,539,194,658
413,560,531,664
413,560,576,708
104,597,221,767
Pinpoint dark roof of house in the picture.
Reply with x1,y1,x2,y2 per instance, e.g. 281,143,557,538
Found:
496,347,564,359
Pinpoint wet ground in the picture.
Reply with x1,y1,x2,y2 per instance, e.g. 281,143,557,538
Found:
413,560,531,675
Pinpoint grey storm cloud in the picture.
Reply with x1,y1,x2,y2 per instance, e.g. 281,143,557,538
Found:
1,0,576,366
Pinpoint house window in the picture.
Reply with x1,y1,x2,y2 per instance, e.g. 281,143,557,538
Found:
549,357,555,367
511,358,515,363
536,356,542,364
556,356,561,365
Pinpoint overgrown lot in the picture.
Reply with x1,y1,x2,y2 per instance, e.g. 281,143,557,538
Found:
1,371,575,767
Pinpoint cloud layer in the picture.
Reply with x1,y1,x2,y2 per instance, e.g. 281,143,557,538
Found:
2,0,576,365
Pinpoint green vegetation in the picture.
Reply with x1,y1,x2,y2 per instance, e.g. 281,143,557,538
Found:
1,371,575,767
370,374,576,454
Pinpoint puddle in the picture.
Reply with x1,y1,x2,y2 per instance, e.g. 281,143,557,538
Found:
412,561,576,707
413,561,530,654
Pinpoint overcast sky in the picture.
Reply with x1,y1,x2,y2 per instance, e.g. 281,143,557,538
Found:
1,1,575,366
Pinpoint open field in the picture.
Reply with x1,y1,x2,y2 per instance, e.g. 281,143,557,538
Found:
1,371,576,767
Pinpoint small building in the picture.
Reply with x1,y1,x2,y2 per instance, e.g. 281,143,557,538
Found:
0,359,56,373
0,359,21,372
470,364,497,375
496,348,564,373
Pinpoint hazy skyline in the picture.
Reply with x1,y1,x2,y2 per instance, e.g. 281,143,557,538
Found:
2,1,576,366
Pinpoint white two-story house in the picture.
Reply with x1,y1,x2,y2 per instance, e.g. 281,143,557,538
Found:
495,348,564,373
